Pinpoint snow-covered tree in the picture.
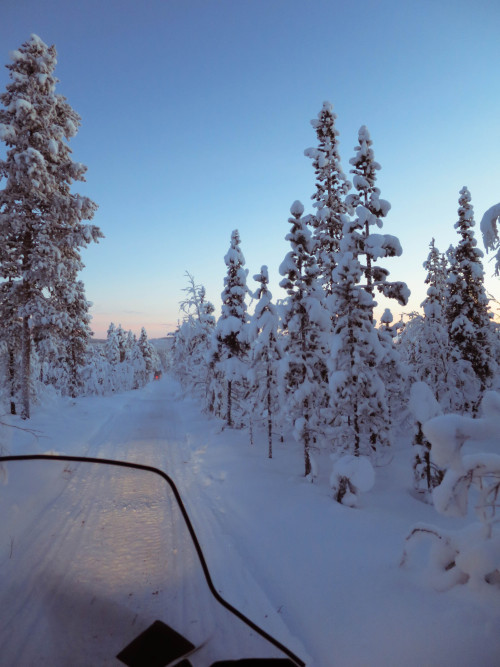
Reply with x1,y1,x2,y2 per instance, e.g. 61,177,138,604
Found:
78,342,107,396
279,201,329,476
328,227,390,457
208,230,249,427
480,203,500,276
327,127,409,458
423,238,448,313
344,126,410,309
127,334,148,389
52,279,94,397
0,280,22,413
105,323,120,366
173,272,215,393
0,35,102,417
247,266,282,458
398,241,456,407
114,324,127,364
138,327,159,377
377,308,406,427
304,101,351,294
445,188,495,408
408,382,444,500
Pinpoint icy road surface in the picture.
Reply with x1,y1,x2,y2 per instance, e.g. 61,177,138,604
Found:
2,376,500,666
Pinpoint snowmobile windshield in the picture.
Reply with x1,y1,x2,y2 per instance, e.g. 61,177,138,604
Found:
0,455,303,666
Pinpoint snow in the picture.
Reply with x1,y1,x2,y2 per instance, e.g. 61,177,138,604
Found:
409,381,442,424
365,233,403,259
48,137,58,155
330,454,375,493
2,376,500,665
480,203,500,275
480,204,500,252
290,200,304,217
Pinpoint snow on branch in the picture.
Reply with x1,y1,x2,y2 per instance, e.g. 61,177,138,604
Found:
480,203,500,276
401,392,500,592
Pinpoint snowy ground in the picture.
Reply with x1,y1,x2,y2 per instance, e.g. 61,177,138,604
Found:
1,376,500,666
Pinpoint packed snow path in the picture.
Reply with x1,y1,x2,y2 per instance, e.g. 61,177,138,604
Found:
2,376,500,665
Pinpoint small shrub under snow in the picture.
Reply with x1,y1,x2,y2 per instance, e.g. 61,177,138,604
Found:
330,454,375,507
402,391,500,593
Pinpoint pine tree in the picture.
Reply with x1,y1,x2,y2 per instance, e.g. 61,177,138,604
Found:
173,272,215,392
57,279,94,397
126,332,148,389
279,201,328,476
417,240,457,408
209,230,249,427
138,327,157,376
445,187,495,407
0,35,102,417
304,101,351,294
345,126,410,309
423,239,448,314
328,127,409,457
377,308,406,427
408,382,444,501
328,225,389,456
105,323,120,365
0,280,22,413
247,266,282,458
115,324,127,363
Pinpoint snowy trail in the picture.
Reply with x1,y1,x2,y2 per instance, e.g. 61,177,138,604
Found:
3,377,500,666
82,379,307,659
1,378,306,664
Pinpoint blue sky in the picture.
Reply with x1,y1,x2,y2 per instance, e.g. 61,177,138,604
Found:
1,0,499,338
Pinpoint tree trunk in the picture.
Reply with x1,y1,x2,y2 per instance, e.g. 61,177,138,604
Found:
304,428,311,477
8,345,16,415
353,412,360,455
267,367,272,459
21,315,31,419
227,379,232,427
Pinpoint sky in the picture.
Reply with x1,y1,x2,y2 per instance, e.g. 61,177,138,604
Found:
0,0,499,339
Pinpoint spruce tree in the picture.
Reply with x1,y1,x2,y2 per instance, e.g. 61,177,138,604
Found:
0,280,22,413
304,101,351,294
57,279,94,397
328,127,409,457
328,222,390,456
445,187,495,404
139,327,156,376
173,274,215,392
279,201,328,476
210,230,249,427
377,308,406,427
423,239,448,314
105,323,120,365
345,126,409,308
417,239,457,408
0,35,102,417
247,266,282,458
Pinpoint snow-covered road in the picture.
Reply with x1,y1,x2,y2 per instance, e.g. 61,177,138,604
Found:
2,376,500,666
